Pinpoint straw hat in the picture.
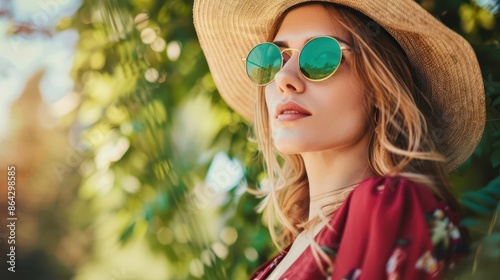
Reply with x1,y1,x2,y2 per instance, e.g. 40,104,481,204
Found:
193,0,485,172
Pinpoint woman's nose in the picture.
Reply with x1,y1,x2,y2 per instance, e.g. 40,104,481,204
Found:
273,55,306,95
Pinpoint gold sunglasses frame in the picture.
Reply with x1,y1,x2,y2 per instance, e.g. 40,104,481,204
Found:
242,36,350,86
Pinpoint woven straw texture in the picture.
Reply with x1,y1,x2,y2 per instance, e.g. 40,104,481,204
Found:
193,0,485,172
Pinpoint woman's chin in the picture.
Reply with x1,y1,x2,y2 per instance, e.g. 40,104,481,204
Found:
274,140,311,155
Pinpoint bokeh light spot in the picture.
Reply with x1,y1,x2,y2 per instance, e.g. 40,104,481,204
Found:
166,41,181,61
244,247,259,262
220,226,238,246
211,242,228,260
156,227,173,245
151,37,166,52
134,12,149,29
189,259,204,278
145,68,159,82
122,175,141,194
140,27,157,44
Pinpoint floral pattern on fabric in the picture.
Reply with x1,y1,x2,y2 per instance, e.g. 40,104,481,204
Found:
426,209,462,259
342,268,361,280
386,246,407,280
411,208,464,277
415,251,441,276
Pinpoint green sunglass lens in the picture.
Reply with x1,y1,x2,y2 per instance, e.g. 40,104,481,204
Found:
246,43,282,85
300,37,342,80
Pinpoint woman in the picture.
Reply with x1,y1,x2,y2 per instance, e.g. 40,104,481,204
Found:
194,0,485,279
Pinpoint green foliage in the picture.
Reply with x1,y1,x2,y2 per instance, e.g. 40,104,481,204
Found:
427,0,500,276
67,0,268,278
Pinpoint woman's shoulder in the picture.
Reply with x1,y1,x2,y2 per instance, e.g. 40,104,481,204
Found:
317,175,469,279
347,175,457,219
352,174,438,198
336,174,463,227
322,174,463,240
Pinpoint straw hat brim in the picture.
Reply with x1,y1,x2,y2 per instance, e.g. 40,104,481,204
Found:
193,0,485,172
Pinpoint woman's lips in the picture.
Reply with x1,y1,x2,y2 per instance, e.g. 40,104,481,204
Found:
277,110,311,121
275,101,312,121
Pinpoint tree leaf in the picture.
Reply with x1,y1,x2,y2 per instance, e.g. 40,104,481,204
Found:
460,218,489,231
492,148,500,168
484,233,500,243
119,222,136,243
493,97,500,108
485,177,500,195
460,197,494,215
462,191,499,206
144,204,154,221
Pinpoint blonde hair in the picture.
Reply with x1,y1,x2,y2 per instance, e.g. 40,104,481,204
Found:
251,2,460,271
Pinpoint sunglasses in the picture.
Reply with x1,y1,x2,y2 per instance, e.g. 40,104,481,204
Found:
244,36,349,86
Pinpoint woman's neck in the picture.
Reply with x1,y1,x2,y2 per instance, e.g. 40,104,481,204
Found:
300,130,376,220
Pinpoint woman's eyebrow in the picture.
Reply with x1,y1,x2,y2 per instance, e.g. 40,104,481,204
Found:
328,35,352,47
272,35,352,48
272,40,288,48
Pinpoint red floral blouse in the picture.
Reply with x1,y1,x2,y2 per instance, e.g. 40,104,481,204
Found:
250,175,469,280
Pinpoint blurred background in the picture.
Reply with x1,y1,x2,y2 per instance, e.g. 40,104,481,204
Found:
0,0,499,279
